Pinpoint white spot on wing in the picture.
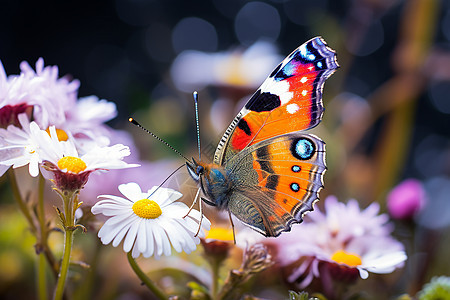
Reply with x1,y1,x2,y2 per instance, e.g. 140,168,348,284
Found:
280,91,293,104
261,79,292,105
302,90,307,96
286,103,299,114
300,76,307,83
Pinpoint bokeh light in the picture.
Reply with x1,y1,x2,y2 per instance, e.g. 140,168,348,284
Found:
346,19,385,56
442,9,450,41
428,81,450,114
234,2,281,45
172,17,218,53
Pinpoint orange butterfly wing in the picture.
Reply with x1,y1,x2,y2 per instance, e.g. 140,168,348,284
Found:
214,37,338,165
191,37,337,236
225,133,326,236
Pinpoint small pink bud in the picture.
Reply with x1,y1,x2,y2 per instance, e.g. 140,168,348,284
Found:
387,179,426,220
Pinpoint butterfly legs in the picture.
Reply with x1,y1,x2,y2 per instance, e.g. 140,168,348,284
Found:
227,209,236,244
183,187,204,237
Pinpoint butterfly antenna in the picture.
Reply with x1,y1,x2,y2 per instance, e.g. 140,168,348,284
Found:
146,164,185,199
129,118,190,162
193,91,201,161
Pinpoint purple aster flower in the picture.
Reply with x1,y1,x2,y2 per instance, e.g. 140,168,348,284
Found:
387,178,427,220
1,58,121,153
273,196,407,290
0,58,79,128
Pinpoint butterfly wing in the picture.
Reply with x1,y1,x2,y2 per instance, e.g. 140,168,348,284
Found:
224,133,326,237
214,37,338,165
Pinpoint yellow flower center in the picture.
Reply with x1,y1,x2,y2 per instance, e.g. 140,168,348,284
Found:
205,227,234,242
331,250,362,267
132,199,162,219
46,127,69,141
57,156,87,174
25,145,35,154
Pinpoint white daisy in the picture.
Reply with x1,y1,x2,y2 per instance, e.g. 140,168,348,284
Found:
39,126,139,190
91,182,211,259
0,113,45,177
55,95,118,152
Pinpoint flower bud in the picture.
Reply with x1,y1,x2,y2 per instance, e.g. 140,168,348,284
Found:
387,179,427,220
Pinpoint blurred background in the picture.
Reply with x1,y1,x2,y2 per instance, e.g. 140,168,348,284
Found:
1,0,449,298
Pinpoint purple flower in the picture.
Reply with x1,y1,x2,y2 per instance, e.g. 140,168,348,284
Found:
387,178,427,220
272,196,407,289
1,58,121,157
0,58,79,128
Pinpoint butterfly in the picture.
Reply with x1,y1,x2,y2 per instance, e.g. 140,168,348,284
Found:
186,37,338,237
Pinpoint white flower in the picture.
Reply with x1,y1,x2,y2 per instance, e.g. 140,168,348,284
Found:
66,96,117,128
57,95,118,151
91,182,210,258
39,126,138,173
36,126,138,190
0,113,45,177
274,196,407,288
171,41,283,92
307,195,392,243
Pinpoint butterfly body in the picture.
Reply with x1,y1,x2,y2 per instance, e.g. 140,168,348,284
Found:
187,160,231,209
187,37,338,237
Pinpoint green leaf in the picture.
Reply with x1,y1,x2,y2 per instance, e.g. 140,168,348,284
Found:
188,281,211,300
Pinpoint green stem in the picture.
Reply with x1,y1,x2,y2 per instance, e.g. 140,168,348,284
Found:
37,174,59,277
7,169,37,232
54,228,74,300
126,252,168,300
38,174,46,232
54,190,77,300
37,253,48,300
36,174,48,300
211,261,220,300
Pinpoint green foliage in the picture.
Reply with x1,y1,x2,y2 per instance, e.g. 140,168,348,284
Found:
188,281,211,300
288,290,327,300
418,276,450,300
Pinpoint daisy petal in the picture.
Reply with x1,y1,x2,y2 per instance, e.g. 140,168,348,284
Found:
92,183,203,258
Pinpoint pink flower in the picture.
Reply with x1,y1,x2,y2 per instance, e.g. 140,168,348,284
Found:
0,58,79,128
272,196,407,289
0,58,119,152
387,179,427,220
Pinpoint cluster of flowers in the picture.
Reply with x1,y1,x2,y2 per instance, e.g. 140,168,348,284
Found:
0,58,122,180
0,55,413,298
0,58,209,258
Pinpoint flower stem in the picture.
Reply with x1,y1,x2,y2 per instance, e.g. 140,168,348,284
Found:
211,260,220,300
54,227,74,300
37,253,48,300
36,174,48,299
7,169,37,232
54,190,78,300
126,252,168,300
37,174,59,277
